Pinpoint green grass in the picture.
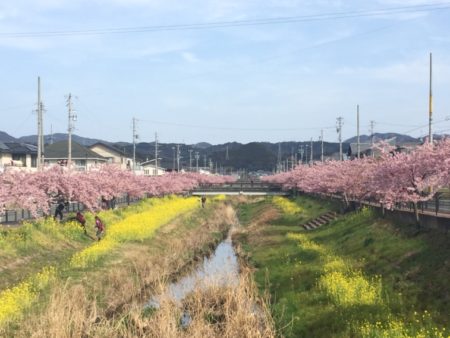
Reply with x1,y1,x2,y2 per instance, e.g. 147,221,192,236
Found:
237,198,269,226
1,197,230,336
0,198,196,290
236,196,449,338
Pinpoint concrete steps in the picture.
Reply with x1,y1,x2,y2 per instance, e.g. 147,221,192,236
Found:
302,211,338,230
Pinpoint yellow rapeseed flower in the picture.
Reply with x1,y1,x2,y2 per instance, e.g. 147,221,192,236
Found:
273,196,302,216
0,266,56,328
70,196,198,268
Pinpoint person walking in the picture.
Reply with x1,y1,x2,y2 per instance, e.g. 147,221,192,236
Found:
201,195,206,208
54,200,65,221
94,215,105,241
75,211,87,234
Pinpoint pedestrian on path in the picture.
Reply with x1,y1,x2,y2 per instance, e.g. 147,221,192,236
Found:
75,211,87,234
54,199,65,221
201,195,206,208
67,211,87,234
94,215,105,241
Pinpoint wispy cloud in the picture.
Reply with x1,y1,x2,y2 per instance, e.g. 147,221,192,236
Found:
181,51,199,63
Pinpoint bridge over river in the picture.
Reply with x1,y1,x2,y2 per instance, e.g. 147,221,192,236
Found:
191,181,289,196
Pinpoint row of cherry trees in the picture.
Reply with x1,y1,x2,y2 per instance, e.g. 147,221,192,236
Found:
0,165,235,216
263,139,450,220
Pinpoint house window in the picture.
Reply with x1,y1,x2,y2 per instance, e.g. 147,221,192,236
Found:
12,154,26,166
75,160,86,167
31,155,37,168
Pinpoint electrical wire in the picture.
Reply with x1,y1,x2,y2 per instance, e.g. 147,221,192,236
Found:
138,118,335,132
1,2,450,38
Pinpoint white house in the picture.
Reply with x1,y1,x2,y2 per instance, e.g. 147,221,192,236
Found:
140,160,165,176
0,142,38,172
89,142,133,170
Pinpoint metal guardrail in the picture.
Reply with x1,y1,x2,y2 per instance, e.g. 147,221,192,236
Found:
192,182,283,193
321,193,450,218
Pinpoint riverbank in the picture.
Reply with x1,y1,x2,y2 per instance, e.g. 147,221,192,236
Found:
0,196,229,336
234,196,449,337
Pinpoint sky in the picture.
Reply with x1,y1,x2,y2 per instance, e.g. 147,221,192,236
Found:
1,0,450,144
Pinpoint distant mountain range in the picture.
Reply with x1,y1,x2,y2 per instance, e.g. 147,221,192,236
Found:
0,130,434,171
17,133,106,146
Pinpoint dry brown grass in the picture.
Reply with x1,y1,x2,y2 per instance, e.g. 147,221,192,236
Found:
13,203,272,337
47,269,275,338
126,269,276,338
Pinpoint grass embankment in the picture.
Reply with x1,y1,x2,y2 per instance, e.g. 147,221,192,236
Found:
234,196,449,338
1,195,231,336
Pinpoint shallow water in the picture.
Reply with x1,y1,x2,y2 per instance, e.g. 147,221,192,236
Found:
147,229,239,308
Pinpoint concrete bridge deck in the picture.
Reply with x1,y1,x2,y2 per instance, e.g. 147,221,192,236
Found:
191,182,289,196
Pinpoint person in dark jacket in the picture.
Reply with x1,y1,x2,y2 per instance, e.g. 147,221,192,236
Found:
54,200,65,221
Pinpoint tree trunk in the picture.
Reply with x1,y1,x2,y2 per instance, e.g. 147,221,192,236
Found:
413,202,420,228
343,193,349,210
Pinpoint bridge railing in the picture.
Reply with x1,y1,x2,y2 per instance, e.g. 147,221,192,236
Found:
195,182,284,191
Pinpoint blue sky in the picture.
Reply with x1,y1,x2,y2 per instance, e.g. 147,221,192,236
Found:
1,0,450,144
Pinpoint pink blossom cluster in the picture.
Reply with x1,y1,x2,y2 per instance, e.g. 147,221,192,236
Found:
263,140,450,209
0,166,235,216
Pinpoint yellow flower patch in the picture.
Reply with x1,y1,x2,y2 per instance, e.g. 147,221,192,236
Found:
318,270,382,306
272,196,302,216
0,266,56,327
358,313,448,338
70,196,198,268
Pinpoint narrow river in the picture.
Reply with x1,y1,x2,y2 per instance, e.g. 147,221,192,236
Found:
147,228,239,309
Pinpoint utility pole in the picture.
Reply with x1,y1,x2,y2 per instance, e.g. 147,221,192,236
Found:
277,143,282,172
310,138,313,164
195,151,199,172
154,132,158,176
40,101,44,168
299,145,304,164
357,104,360,159
66,94,76,169
50,124,54,145
370,120,375,158
225,146,229,161
320,129,324,162
429,52,433,144
37,77,43,170
172,146,176,170
336,117,343,161
305,145,309,165
132,117,138,172
189,149,193,171
176,144,180,171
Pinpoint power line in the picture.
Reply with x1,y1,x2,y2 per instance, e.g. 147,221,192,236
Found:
138,118,334,132
2,3,450,38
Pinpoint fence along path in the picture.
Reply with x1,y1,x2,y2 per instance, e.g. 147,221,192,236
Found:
0,195,141,226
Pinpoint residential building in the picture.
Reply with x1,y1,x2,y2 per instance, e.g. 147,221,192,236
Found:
0,142,38,172
140,160,165,176
347,138,421,159
89,142,133,170
44,140,107,170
